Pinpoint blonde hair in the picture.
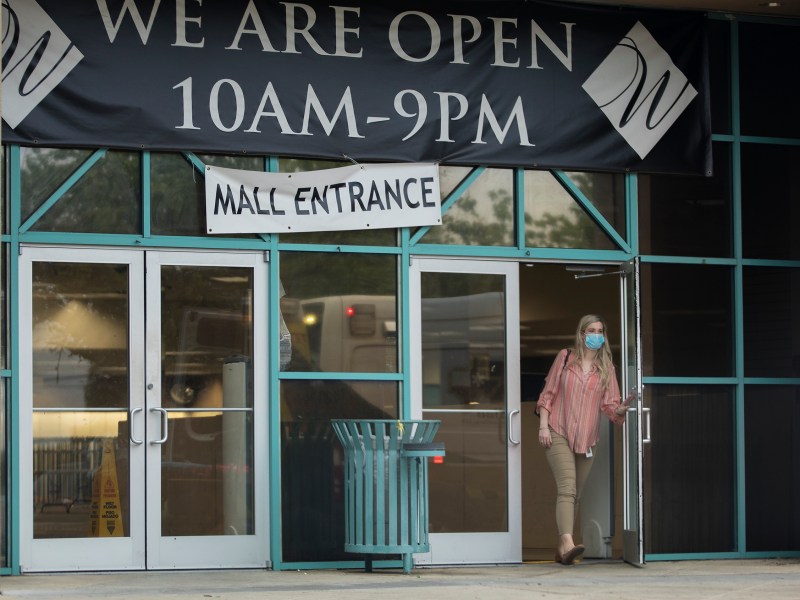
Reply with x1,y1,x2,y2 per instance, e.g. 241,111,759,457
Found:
572,314,614,389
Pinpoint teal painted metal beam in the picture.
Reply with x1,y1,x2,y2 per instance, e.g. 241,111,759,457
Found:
17,231,272,250
640,255,738,265
410,243,631,262
142,152,151,238
8,146,22,574
276,243,400,254
514,168,525,250
267,232,282,571
730,18,747,557
400,227,411,421
279,371,403,381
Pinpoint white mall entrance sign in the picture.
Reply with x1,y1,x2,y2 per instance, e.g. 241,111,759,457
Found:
205,162,441,234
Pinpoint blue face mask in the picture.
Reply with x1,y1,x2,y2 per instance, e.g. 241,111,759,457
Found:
584,333,605,350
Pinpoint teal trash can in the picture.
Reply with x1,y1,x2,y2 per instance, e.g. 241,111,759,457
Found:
331,419,445,573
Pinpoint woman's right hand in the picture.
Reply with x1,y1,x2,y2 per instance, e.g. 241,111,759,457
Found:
539,427,552,448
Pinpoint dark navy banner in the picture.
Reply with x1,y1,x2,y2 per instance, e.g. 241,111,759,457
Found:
1,0,711,174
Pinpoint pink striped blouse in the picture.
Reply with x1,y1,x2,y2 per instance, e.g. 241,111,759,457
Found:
536,348,625,454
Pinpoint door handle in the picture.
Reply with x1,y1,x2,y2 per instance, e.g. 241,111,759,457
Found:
150,407,169,445
508,409,520,445
642,407,652,444
129,407,143,445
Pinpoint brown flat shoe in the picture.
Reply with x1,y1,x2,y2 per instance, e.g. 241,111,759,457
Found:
560,545,585,565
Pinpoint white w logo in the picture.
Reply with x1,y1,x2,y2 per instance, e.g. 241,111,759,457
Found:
582,22,697,159
2,0,84,128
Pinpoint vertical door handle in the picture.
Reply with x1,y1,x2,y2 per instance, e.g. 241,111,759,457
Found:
129,407,143,445
508,409,520,445
150,407,169,444
642,407,652,444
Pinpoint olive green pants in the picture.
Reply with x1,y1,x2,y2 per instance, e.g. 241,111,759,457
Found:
543,429,594,536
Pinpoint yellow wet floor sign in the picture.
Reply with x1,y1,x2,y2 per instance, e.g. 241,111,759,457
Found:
89,439,124,537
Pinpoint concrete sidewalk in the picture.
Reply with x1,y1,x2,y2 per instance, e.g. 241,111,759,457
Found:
2,559,799,599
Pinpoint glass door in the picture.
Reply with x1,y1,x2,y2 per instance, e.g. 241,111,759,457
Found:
621,257,645,565
19,247,268,571
144,251,268,569
410,259,520,565
19,247,146,571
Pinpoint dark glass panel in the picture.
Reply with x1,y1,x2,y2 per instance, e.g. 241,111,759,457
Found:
280,252,397,373
644,385,735,554
745,386,800,552
564,171,626,239
280,380,398,562
152,153,261,238
20,147,93,224
743,267,800,378
739,23,800,139
708,19,731,135
32,262,129,409
32,151,141,234
0,382,5,564
150,153,205,236
741,144,800,261
524,170,616,250
638,143,732,257
422,168,514,247
641,264,733,377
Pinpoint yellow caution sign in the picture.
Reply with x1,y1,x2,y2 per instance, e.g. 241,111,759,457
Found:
88,439,124,537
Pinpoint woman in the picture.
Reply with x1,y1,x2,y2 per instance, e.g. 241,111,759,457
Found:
536,314,629,565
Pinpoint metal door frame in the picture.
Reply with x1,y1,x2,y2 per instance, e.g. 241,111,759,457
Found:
409,257,521,565
18,246,269,571
621,257,645,566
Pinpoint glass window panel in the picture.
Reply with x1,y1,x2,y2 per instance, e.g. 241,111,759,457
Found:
160,411,254,536
564,171,626,239
745,385,800,552
150,153,205,236
160,265,254,409
1,244,7,370
739,23,800,139
31,151,141,234
32,411,130,539
280,252,397,373
151,153,260,238
438,165,473,199
524,170,616,250
708,20,731,135
159,264,256,537
643,385,735,554
421,272,506,410
743,267,800,378
420,271,508,533
421,168,514,247
280,380,398,562
428,410,507,534
0,380,6,565
32,262,129,409
641,264,733,377
20,147,93,225
1,146,5,235
638,143,732,257
741,144,800,261
278,157,396,246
